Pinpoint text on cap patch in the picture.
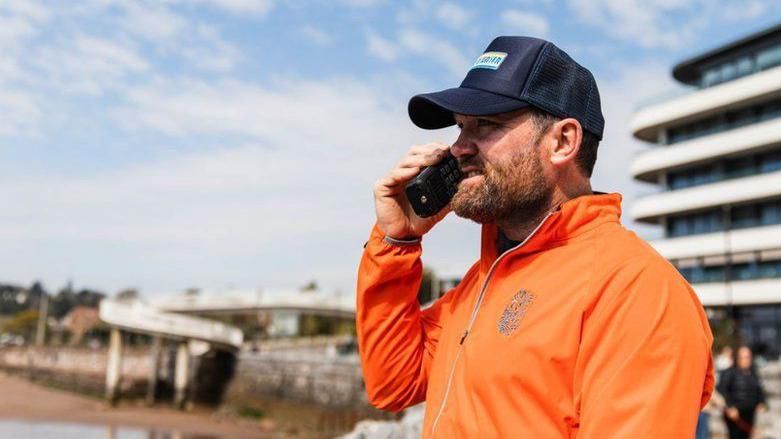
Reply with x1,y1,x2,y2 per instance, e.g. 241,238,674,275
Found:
471,51,507,71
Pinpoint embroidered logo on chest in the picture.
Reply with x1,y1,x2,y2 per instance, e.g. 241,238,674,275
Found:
497,289,535,336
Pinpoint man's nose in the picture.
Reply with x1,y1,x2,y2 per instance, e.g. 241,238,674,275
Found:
450,133,477,159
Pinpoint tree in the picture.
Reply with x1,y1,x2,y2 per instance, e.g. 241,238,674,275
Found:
29,281,46,299
2,309,40,341
300,280,318,292
116,289,140,302
48,285,105,319
0,282,31,315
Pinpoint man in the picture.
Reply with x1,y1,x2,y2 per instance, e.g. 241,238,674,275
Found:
356,36,714,438
718,346,767,439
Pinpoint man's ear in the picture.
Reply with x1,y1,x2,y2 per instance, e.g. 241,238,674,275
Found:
548,118,582,167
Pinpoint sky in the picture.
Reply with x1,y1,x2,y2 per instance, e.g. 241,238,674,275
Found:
1,0,780,297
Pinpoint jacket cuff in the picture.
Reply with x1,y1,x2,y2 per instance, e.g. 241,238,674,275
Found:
383,235,421,246
365,223,422,249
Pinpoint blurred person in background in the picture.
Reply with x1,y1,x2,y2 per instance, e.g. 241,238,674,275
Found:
717,345,767,439
716,345,734,372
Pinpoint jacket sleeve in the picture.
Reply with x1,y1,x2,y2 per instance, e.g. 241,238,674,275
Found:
574,256,715,438
355,223,464,412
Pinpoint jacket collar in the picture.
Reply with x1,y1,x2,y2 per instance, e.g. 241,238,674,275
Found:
478,192,623,275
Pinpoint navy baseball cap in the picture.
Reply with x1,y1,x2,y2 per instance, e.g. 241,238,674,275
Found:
408,36,604,139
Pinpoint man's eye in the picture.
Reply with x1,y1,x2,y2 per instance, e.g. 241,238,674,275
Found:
477,119,497,127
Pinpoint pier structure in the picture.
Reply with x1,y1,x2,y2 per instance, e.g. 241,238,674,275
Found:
99,300,243,408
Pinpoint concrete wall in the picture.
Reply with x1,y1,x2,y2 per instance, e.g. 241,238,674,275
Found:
223,347,392,437
0,346,152,397
227,351,366,408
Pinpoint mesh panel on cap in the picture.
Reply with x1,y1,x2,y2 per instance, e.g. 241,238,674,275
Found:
521,43,604,139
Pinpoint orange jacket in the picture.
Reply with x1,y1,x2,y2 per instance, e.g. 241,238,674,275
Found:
356,193,714,438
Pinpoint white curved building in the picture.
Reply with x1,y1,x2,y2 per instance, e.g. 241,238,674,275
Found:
631,23,781,359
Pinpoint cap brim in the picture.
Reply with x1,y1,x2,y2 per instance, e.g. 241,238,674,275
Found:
408,87,531,129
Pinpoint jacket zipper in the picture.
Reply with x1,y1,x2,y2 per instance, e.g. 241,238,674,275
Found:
429,211,556,437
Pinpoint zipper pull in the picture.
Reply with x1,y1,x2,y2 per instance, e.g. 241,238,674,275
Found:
459,330,469,345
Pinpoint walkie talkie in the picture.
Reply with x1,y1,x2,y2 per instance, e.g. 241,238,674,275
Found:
405,153,463,218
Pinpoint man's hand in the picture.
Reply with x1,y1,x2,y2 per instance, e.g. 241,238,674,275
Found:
374,142,452,239
757,403,767,413
726,407,739,420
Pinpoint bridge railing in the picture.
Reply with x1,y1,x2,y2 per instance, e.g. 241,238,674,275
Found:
99,300,243,348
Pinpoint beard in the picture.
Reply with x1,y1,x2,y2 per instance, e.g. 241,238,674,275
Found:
451,144,552,224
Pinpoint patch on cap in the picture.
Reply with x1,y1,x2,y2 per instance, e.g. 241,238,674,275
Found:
471,51,507,71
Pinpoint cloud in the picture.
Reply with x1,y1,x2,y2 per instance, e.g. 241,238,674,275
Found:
0,74,436,293
500,9,549,37
0,0,51,23
337,0,386,7
31,34,149,96
514,0,553,5
435,3,472,29
0,90,40,136
398,29,469,76
0,13,38,52
365,29,468,76
186,0,274,15
116,1,187,40
566,0,781,50
0,1,51,135
0,0,50,56
721,1,768,21
107,3,243,73
567,0,702,49
300,25,333,46
366,32,400,62
180,25,242,72
5,1,244,96
111,77,409,146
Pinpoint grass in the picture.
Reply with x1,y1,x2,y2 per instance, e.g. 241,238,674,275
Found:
236,406,265,419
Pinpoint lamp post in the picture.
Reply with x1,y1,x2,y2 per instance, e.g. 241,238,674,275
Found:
35,292,48,347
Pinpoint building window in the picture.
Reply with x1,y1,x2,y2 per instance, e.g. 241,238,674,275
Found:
757,44,781,71
667,210,723,237
760,101,781,122
665,199,781,238
664,149,781,192
734,262,760,281
731,305,781,361
667,165,722,190
732,204,759,229
695,42,781,88
677,259,781,283
760,151,781,173
724,155,756,179
702,69,720,87
761,201,781,225
666,97,781,145
736,55,754,76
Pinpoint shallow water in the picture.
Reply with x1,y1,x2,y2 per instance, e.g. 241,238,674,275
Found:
0,420,218,438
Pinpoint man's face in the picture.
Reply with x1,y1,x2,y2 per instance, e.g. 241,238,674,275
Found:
450,109,553,224
737,347,752,369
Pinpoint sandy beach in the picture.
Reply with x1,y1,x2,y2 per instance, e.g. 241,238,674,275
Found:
0,372,278,438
